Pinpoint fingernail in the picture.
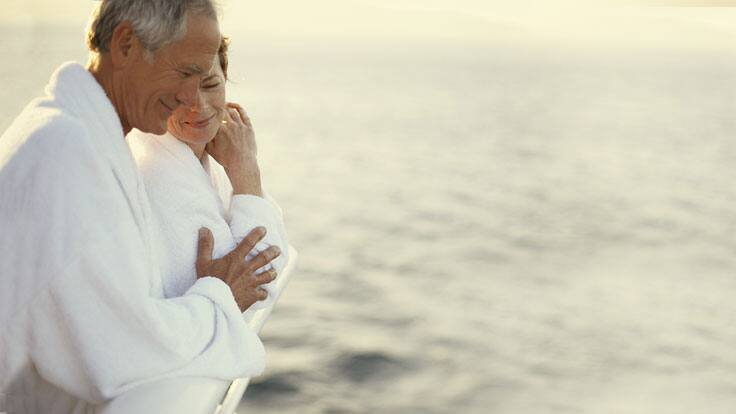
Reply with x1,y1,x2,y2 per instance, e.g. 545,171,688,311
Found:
199,228,206,237
257,226,266,235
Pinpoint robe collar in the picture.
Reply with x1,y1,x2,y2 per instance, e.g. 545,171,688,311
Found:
150,131,228,217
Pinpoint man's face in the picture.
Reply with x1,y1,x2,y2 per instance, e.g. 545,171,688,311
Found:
121,13,221,135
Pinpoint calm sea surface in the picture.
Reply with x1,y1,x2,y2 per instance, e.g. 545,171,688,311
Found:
2,24,736,414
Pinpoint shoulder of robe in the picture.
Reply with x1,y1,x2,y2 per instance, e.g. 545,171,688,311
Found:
0,108,113,274
29,105,93,155
0,107,115,214
3,106,100,174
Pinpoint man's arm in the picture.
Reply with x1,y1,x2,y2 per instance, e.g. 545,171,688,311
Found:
3,119,272,403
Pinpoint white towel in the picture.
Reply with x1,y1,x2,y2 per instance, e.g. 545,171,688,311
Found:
127,131,290,324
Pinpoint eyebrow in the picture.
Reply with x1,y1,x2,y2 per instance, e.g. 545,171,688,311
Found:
179,64,204,75
202,74,222,82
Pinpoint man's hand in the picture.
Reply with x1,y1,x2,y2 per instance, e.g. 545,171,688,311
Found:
195,226,281,312
205,102,262,196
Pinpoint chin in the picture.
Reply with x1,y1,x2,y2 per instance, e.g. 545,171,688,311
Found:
137,118,168,136
151,123,168,136
183,128,216,144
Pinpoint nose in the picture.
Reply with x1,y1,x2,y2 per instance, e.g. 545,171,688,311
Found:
175,77,204,112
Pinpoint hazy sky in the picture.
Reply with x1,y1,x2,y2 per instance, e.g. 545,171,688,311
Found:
2,0,736,52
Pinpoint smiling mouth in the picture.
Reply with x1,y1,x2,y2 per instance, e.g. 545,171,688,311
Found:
184,113,216,129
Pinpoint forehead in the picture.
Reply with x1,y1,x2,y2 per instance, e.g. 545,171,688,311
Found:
158,13,221,73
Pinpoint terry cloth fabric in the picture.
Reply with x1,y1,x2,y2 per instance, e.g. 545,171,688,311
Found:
0,62,266,414
127,130,290,325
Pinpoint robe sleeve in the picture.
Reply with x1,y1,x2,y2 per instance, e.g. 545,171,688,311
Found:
206,155,291,314
228,193,291,317
13,118,265,404
229,193,290,263
218,162,292,310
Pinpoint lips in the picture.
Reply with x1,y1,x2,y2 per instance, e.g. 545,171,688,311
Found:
184,113,216,129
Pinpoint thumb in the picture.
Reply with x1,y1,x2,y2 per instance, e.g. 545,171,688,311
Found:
196,227,214,277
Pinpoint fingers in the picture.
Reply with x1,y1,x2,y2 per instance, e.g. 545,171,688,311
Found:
212,109,241,148
247,245,281,271
253,269,277,286
227,102,250,125
218,103,250,136
230,107,247,126
224,106,240,125
231,272,271,311
195,227,214,274
233,226,267,258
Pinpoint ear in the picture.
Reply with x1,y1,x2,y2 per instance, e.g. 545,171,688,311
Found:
109,22,140,68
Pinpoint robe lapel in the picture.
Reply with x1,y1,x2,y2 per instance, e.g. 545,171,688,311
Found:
47,62,162,294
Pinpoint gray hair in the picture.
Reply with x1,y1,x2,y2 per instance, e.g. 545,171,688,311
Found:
86,0,219,54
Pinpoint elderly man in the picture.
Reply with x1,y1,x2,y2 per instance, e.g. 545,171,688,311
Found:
0,1,282,413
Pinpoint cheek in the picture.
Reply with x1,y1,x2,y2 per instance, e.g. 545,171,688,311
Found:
206,120,221,140
207,89,226,114
167,111,184,131
148,76,183,105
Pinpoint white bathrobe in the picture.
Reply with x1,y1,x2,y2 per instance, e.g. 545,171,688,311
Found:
126,130,289,324
0,62,267,414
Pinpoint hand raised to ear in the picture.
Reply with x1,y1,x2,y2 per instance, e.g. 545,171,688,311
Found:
205,102,262,196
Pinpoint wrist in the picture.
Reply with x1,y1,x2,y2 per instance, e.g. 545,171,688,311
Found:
222,154,257,173
227,164,263,197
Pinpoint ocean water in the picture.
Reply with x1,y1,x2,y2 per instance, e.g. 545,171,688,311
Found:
2,24,736,413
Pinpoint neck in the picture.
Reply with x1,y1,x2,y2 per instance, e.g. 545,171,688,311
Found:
87,54,132,135
164,128,206,160
186,142,207,160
